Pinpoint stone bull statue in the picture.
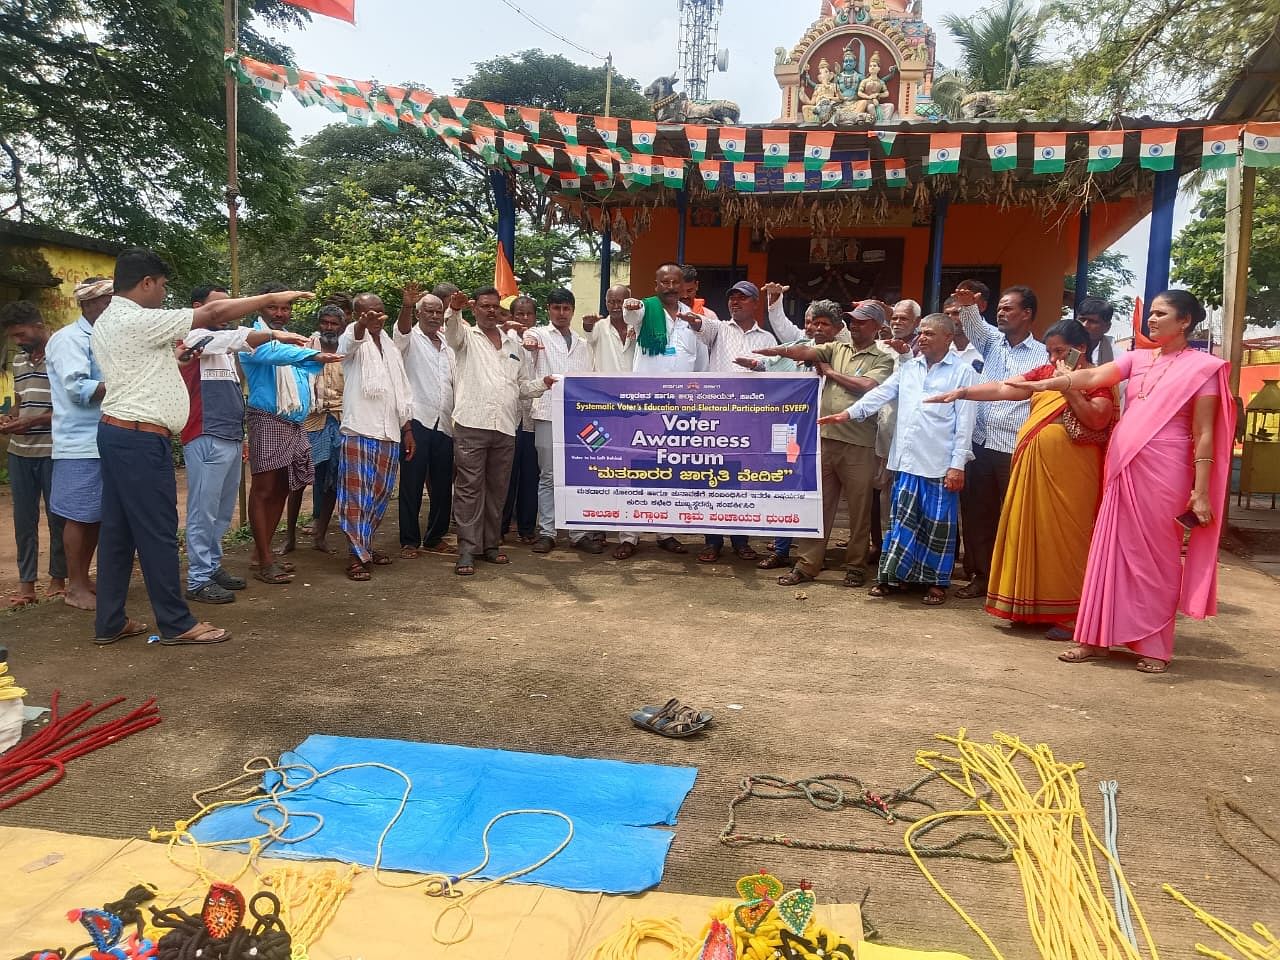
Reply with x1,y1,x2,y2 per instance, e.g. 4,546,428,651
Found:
644,75,740,125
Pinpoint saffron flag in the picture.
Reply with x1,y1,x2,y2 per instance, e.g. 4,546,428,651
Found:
762,129,790,168
850,159,872,189
518,107,542,140
684,125,708,162
985,132,1017,171
883,157,907,186
1032,132,1066,173
1200,124,1240,170
1132,296,1158,348
1139,129,1177,171
875,129,897,155
782,163,807,192
595,117,619,148
281,0,355,23
1087,131,1124,172
719,127,746,163
699,161,721,188
495,239,518,298
803,131,835,171
926,134,961,174
630,120,658,154
819,163,843,190
662,157,685,188
553,112,579,146
1243,122,1280,168
732,163,756,192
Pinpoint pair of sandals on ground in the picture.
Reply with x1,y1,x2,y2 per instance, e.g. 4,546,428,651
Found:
1044,622,1169,674
8,585,62,608
92,618,229,646
630,698,713,738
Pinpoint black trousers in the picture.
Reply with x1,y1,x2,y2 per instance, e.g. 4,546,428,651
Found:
398,419,455,548
95,422,197,639
960,444,1013,583
501,425,539,538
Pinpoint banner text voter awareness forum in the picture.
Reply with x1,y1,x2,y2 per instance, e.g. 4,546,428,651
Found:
552,373,824,537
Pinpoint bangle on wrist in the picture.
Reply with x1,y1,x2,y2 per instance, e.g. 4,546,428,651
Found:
1193,457,1213,464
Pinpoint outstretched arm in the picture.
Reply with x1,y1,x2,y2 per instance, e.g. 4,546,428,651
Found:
1018,361,1124,394
926,377,1030,404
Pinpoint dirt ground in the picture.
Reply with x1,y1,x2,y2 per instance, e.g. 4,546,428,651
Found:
1,479,1279,958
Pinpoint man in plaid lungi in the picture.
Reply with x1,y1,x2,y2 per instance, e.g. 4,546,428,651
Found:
820,313,978,605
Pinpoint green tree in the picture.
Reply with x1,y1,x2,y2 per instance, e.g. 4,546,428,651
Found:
456,49,652,120
941,0,1046,92
1064,249,1136,317
1172,170,1280,327
0,0,305,286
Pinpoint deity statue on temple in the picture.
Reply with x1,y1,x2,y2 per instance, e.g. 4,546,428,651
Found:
835,44,863,101
800,58,842,123
851,51,894,118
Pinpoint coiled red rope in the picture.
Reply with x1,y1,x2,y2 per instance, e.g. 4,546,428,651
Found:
0,690,161,811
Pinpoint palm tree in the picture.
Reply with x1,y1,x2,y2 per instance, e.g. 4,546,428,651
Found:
941,0,1046,92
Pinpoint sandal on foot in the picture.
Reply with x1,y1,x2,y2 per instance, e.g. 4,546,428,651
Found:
482,548,510,564
612,542,638,560
843,568,867,588
371,550,393,565
922,586,948,605
868,582,903,599
93,618,149,646
657,537,688,554
7,594,37,609
455,554,476,577
757,554,787,569
345,559,371,581
1044,625,1075,642
777,568,814,586
399,546,421,559
1059,644,1106,664
697,547,721,564
954,579,986,600
254,562,294,585
734,545,759,561
160,621,230,645
1135,657,1169,674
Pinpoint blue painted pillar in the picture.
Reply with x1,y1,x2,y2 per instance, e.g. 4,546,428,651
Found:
924,192,950,313
1074,204,1091,312
675,189,689,264
599,213,613,315
489,168,516,280
1142,163,1180,336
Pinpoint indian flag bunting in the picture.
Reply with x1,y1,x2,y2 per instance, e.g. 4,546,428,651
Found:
565,145,589,176
381,85,407,110
985,132,1018,172
553,111,579,145
328,74,361,95
1032,132,1066,173
1200,124,1240,170
439,133,464,159
684,125,708,161
472,126,498,161
242,60,285,101
594,117,619,147
290,78,324,108
518,107,542,140
503,133,527,161
480,101,508,129
589,149,614,175
533,144,556,167
783,163,806,192
1139,129,1177,171
1087,131,1124,172
883,157,907,186
533,167,550,187
762,129,790,168
399,109,422,129
341,92,372,125
558,175,581,194
699,161,721,188
662,157,685,188
803,131,835,170
875,129,897,155
820,163,843,190
733,163,756,192
718,127,746,163
316,84,343,112
629,120,658,154
406,89,434,114
447,97,472,124
850,159,872,190
927,134,962,174
373,99,399,130
1244,122,1280,167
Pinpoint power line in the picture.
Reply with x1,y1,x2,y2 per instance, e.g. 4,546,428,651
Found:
494,0,607,61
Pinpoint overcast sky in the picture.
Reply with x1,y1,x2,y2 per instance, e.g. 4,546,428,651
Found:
263,0,1197,324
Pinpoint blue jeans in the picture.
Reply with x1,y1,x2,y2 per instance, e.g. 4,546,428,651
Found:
773,538,793,558
704,534,751,551
9,454,66,583
183,435,241,590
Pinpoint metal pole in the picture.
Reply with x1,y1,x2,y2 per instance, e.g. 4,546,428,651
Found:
599,214,612,315
924,192,949,313
730,219,741,275
224,0,248,528
603,53,613,118
1142,163,1180,337
1074,204,1091,312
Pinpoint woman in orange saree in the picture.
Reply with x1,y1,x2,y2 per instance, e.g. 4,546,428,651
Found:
927,320,1116,633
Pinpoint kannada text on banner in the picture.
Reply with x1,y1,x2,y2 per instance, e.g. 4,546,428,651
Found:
552,373,824,536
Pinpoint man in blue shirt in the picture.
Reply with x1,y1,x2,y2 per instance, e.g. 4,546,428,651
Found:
45,277,113,610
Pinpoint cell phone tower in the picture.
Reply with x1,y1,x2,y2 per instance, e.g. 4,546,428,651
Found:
677,0,728,101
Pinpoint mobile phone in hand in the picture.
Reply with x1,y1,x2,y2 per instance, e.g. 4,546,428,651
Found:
179,334,215,362
1175,509,1202,530
1064,347,1083,370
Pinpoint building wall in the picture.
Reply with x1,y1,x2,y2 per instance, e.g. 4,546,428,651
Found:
30,243,118,330
569,258,632,325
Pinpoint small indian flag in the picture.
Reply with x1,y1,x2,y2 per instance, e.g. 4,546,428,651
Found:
1087,131,1124,172
630,120,658,154
1139,129,1177,171
803,131,835,171
244,62,285,102
733,163,756,192
589,149,614,175
1243,122,1280,167
533,167,550,187
503,133,527,162
700,161,721,188
684,125,708,162
558,175,581,194
820,163,843,190
534,144,556,167
341,92,372,125
553,111,579,146
518,107,542,140
662,158,685,188
719,127,746,163
447,97,472,124
317,84,343,112
477,101,507,129
985,132,1018,172
595,117,619,147
850,159,872,189
1032,133,1066,173
472,126,498,160
762,129,790,168
1200,124,1240,170
633,159,655,186
407,89,434,114
373,99,399,130
883,157,907,186
782,163,807,192
566,145,589,177
875,129,897,155
927,134,962,174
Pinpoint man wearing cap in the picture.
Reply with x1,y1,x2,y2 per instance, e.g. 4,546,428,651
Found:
755,300,895,587
44,278,113,610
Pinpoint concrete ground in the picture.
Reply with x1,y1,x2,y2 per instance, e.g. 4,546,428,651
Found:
1,491,1279,958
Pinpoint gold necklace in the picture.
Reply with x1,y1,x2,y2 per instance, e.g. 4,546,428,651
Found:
1136,348,1184,400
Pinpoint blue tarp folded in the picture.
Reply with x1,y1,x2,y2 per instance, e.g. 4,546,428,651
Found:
190,735,698,893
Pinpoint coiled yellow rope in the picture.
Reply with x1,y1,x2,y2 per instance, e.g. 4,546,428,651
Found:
585,916,701,960
1164,884,1280,960
904,730,1160,960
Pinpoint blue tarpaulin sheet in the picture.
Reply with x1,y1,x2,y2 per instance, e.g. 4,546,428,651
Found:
190,735,698,893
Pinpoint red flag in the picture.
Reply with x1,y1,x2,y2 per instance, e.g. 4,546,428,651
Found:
1131,295,1158,348
494,240,518,299
281,0,355,22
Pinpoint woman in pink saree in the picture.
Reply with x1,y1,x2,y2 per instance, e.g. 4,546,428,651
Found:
1016,290,1234,673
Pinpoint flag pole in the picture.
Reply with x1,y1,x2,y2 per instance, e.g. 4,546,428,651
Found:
224,0,248,526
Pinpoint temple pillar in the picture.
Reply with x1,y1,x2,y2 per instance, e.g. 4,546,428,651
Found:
1142,163,1180,336
676,189,689,264
924,191,949,313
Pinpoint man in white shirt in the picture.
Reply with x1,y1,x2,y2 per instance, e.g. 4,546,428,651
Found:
1077,296,1116,364
821,313,978,605
445,287,552,576
523,288,598,555
622,263,700,374
336,294,416,580
394,284,455,557
501,294,541,545
90,247,311,646
583,285,636,374
762,282,852,345
944,296,984,371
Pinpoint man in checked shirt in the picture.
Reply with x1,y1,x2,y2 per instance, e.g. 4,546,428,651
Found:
950,282,1048,600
